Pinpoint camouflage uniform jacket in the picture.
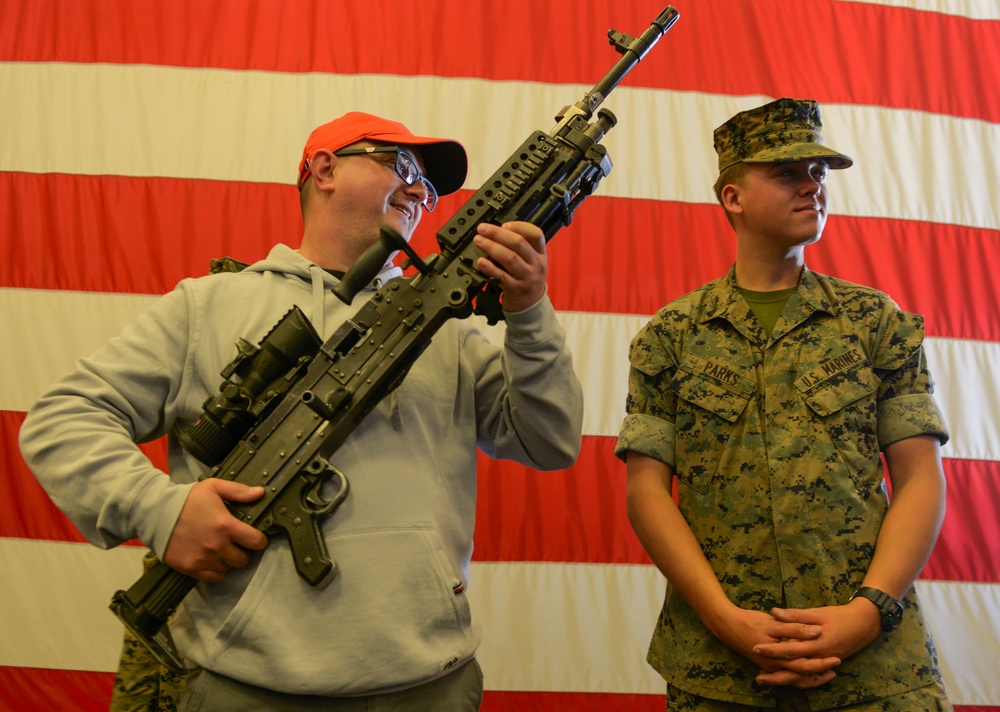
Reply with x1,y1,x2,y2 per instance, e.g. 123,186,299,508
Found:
616,267,949,709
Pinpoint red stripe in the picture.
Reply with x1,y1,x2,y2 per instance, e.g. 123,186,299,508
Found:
0,411,84,544
4,172,998,343
0,667,114,712
0,172,302,295
807,215,1000,344
0,667,668,712
549,196,1000,344
474,437,648,566
5,411,999,583
482,691,663,710
0,410,166,544
0,666,996,711
1,1,997,122
922,458,1000,583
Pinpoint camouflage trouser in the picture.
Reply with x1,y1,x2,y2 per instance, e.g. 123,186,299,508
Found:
110,551,189,712
666,682,953,711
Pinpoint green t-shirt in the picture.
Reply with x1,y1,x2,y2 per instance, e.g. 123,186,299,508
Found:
737,286,796,336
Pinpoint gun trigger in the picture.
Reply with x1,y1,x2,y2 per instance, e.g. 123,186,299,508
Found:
473,282,506,326
304,463,350,516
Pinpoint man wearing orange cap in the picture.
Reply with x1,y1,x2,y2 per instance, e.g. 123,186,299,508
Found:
20,112,583,710
617,99,952,709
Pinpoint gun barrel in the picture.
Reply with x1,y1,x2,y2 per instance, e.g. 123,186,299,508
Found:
577,6,679,117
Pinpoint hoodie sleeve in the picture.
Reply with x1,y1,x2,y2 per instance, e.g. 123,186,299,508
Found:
18,286,198,557
466,294,583,470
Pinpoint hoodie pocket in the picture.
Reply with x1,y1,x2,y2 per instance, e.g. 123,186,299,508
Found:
206,525,476,694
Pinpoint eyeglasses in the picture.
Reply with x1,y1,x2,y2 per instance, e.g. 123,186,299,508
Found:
332,146,439,212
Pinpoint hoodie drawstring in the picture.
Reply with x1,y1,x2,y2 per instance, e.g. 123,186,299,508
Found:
308,263,327,336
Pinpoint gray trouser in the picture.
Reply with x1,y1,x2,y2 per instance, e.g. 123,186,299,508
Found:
178,659,483,712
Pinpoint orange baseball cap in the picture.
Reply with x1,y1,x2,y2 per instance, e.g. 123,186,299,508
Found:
297,112,468,195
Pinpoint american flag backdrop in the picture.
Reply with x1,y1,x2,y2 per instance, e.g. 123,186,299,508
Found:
1,1,998,710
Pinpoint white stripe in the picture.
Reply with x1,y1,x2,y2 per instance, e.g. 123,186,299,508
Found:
923,336,1000,463
4,288,998,463
2,288,160,410
0,538,147,672
1,538,996,703
2,63,999,231
835,0,1000,20
471,561,667,694
918,579,1000,705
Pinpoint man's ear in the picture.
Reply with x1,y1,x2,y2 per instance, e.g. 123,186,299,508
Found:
720,183,743,217
307,150,336,192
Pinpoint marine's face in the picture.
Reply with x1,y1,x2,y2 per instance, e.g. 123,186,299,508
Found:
738,159,830,248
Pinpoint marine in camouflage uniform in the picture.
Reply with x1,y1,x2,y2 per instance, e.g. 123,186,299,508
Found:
616,99,952,709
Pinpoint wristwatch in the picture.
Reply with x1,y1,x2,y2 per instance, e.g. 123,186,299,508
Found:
851,586,904,632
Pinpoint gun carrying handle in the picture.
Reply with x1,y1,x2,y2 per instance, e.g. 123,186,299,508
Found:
333,225,430,304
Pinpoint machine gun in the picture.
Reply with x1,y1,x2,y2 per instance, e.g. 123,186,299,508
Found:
110,6,680,672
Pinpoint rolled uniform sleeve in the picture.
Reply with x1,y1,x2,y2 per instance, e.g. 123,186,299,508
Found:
616,315,678,467
871,309,949,448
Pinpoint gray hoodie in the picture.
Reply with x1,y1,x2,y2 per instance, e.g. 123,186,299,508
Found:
19,243,583,695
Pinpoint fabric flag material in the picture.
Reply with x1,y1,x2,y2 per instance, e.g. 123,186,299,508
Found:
1,1,998,710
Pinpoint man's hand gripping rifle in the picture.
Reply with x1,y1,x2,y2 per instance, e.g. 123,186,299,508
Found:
110,6,679,673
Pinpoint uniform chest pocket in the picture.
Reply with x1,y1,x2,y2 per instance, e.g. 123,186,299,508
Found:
794,352,878,417
670,352,755,423
794,351,880,488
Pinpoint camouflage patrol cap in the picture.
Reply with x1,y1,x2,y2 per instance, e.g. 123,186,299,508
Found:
714,98,853,173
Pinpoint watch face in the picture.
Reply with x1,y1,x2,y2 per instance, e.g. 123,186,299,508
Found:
853,587,904,632
885,603,903,630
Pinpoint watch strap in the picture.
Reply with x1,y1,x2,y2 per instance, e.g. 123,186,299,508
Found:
851,586,904,632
